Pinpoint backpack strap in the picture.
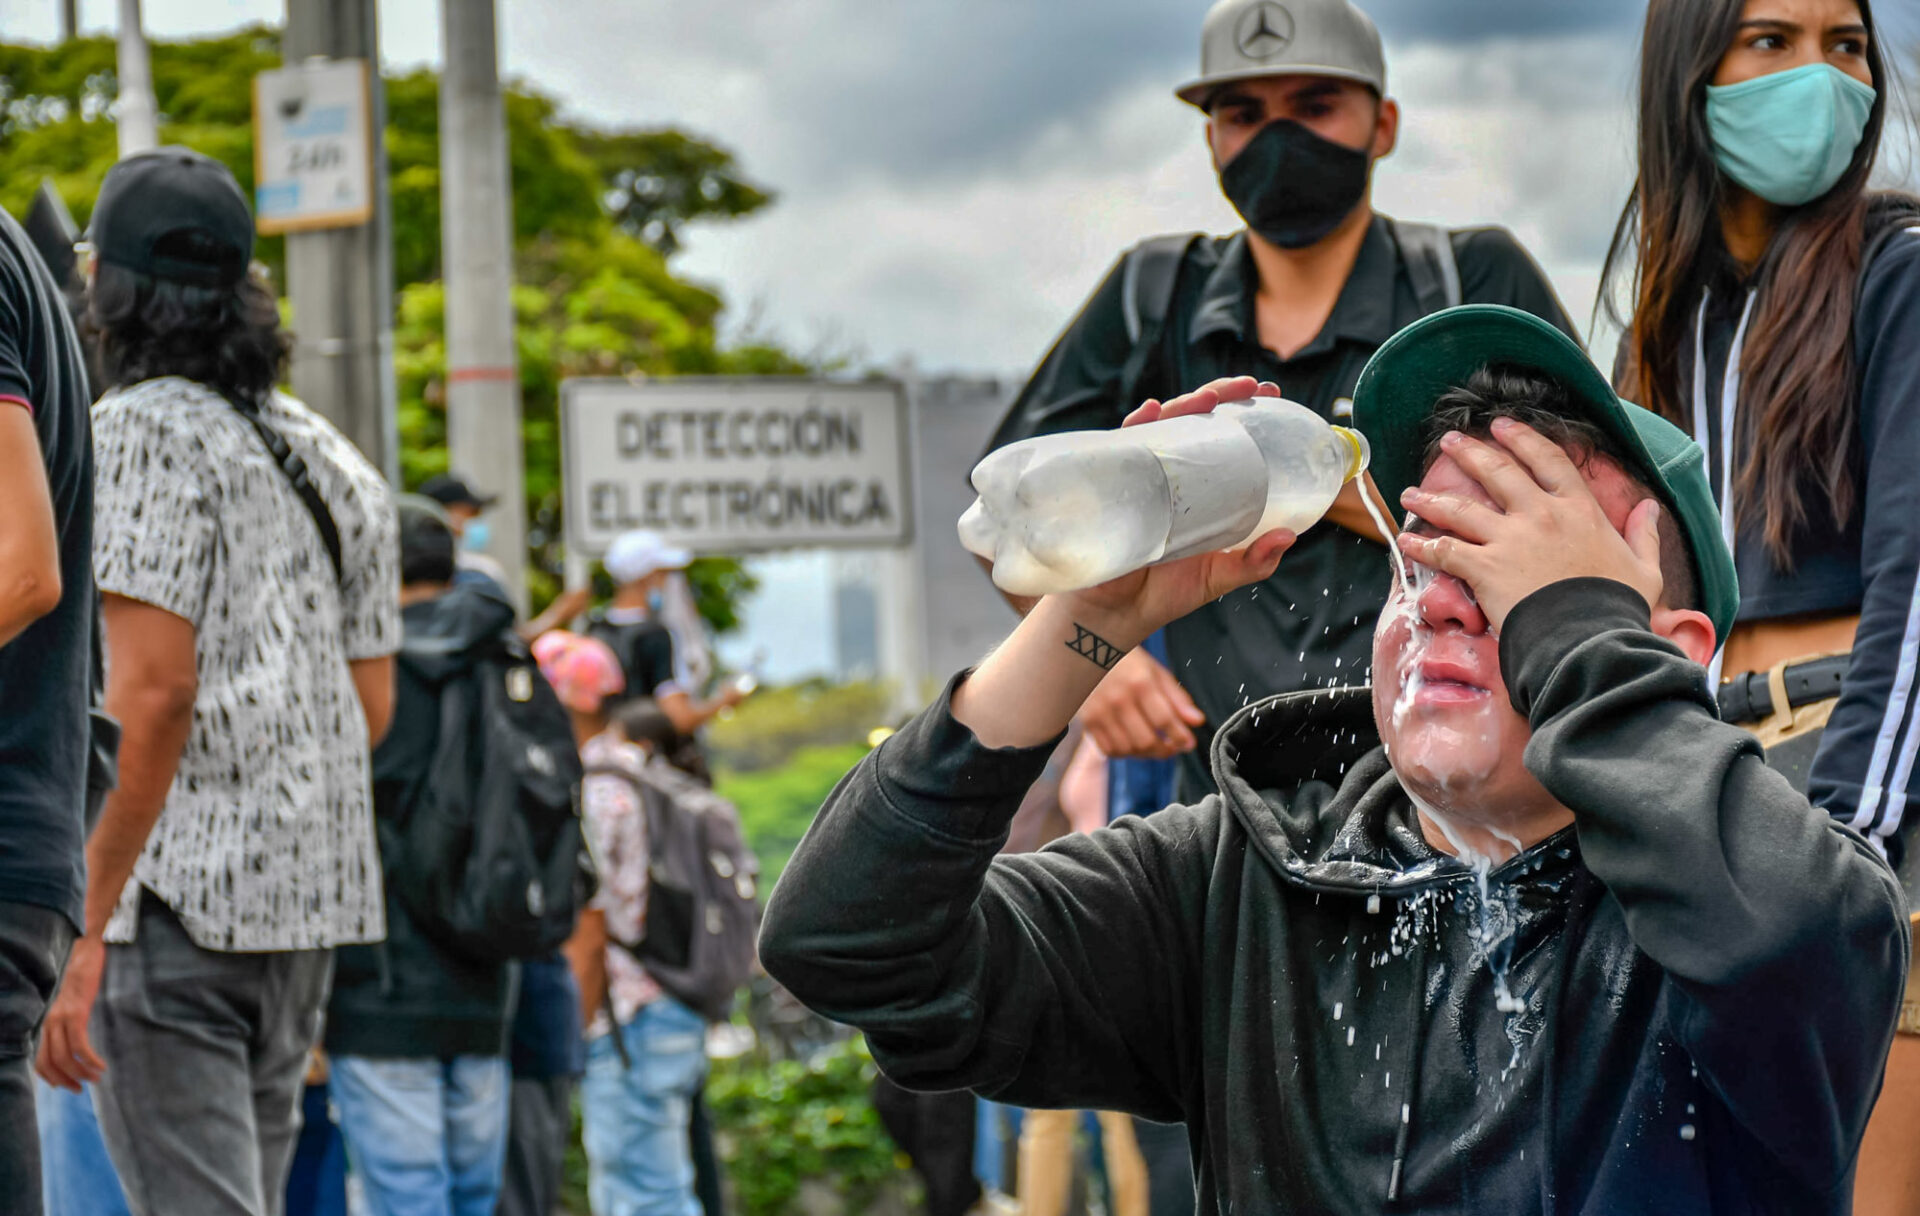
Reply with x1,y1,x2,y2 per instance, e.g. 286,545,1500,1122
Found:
1117,233,1205,411
1389,219,1463,316
210,385,345,585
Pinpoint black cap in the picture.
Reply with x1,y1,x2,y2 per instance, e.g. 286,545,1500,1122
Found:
86,147,254,288
419,474,498,511
397,495,457,586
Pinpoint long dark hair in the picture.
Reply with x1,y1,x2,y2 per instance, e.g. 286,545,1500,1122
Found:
1600,0,1891,566
85,230,290,406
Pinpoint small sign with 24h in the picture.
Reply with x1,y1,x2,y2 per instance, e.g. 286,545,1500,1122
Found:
252,58,375,235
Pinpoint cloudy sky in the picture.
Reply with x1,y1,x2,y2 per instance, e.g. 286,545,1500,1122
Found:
6,0,1917,680
7,0,1916,377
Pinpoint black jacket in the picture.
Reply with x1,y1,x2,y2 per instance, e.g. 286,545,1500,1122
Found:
761,580,1907,1214
1669,200,1920,859
327,584,519,1059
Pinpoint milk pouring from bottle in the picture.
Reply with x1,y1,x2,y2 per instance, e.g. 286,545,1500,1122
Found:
959,397,1370,597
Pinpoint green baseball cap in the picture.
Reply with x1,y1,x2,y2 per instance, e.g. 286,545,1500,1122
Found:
1350,304,1739,649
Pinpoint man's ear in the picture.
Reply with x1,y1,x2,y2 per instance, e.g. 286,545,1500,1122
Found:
1372,96,1400,161
1649,606,1716,668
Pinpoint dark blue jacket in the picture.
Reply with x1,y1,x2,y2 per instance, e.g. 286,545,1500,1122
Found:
762,580,1906,1215
1666,197,1920,864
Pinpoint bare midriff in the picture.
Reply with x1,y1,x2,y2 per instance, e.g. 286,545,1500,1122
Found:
1720,612,1860,680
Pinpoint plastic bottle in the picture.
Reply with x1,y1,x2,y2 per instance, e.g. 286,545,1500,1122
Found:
959,396,1370,597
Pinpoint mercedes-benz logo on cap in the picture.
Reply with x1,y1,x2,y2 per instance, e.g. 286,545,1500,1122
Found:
1234,1,1296,60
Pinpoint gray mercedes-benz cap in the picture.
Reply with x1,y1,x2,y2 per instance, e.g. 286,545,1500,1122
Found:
1176,0,1387,109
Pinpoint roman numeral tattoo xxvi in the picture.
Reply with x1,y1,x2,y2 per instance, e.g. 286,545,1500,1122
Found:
1066,624,1125,671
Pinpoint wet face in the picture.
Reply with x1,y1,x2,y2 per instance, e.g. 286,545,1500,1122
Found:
1371,445,1644,851
1206,75,1395,168
1712,0,1872,89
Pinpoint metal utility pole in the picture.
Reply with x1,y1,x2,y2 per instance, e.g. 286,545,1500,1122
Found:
282,0,400,479
438,0,527,610
59,0,79,42
115,0,159,155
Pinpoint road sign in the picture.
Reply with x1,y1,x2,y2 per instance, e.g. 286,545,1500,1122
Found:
252,59,374,234
561,378,914,556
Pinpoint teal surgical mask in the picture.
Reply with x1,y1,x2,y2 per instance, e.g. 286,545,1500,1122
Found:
1706,63,1876,207
462,519,492,552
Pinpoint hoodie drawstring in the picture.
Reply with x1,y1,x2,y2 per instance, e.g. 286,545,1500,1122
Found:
1388,927,1431,1204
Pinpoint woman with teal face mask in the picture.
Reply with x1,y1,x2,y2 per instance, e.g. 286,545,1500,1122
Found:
1602,0,1920,1207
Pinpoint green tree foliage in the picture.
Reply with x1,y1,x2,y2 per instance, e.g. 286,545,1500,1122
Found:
715,743,871,887
2,26,803,624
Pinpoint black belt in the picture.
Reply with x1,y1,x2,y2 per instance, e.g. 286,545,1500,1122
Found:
1717,654,1849,724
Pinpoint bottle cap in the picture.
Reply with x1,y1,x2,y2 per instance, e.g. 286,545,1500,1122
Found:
1332,426,1370,483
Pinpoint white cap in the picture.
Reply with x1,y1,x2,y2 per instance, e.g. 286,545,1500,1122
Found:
1176,0,1387,109
604,529,692,585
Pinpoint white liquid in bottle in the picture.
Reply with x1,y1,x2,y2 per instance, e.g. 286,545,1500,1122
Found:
959,397,1370,597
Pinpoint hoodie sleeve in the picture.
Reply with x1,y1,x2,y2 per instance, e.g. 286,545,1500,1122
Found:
758,675,1214,1120
1501,578,1907,1192
1809,226,1920,853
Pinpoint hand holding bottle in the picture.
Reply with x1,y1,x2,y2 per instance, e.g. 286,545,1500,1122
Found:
1055,378,1300,649
954,377,1298,753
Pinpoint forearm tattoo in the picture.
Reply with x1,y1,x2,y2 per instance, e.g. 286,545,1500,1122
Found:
1066,623,1126,671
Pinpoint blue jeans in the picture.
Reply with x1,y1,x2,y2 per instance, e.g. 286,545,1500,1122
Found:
36,1080,132,1216
581,997,708,1216
328,1055,510,1216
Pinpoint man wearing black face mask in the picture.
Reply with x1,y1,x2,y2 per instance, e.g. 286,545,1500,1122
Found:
983,0,1579,813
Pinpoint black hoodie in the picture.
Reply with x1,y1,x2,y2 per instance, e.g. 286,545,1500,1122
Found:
760,580,1908,1214
327,583,519,1059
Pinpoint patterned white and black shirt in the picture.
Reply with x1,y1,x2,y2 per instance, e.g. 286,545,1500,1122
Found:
93,378,400,952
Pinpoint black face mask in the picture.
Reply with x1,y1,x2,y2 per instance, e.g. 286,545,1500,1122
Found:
1218,119,1372,249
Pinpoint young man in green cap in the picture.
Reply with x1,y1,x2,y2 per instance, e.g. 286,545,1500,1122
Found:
761,305,1907,1213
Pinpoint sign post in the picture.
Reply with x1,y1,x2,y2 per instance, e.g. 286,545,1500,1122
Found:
252,59,375,234
560,378,914,557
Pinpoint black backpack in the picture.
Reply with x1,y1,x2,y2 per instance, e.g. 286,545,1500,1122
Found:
394,634,594,964
585,760,760,1022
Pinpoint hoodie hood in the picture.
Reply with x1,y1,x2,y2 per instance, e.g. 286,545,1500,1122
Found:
1209,684,1581,899
398,583,518,687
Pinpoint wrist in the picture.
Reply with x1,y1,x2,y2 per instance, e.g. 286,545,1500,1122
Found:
1039,595,1150,658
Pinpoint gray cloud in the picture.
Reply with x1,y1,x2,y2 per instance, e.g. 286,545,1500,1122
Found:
1363,0,1639,45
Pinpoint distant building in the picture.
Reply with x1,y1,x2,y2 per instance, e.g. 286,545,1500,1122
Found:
905,375,1020,683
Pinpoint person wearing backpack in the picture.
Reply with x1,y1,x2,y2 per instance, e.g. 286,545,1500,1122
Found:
984,0,1579,807
321,497,530,1216
1598,0,1920,1207
534,630,752,1216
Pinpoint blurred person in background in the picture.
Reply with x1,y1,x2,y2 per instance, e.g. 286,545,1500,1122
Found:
1600,0,1920,1207
35,147,400,1216
421,473,511,595
323,497,521,1216
0,176,97,1215
587,529,747,785
535,633,709,1216
496,956,585,1216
